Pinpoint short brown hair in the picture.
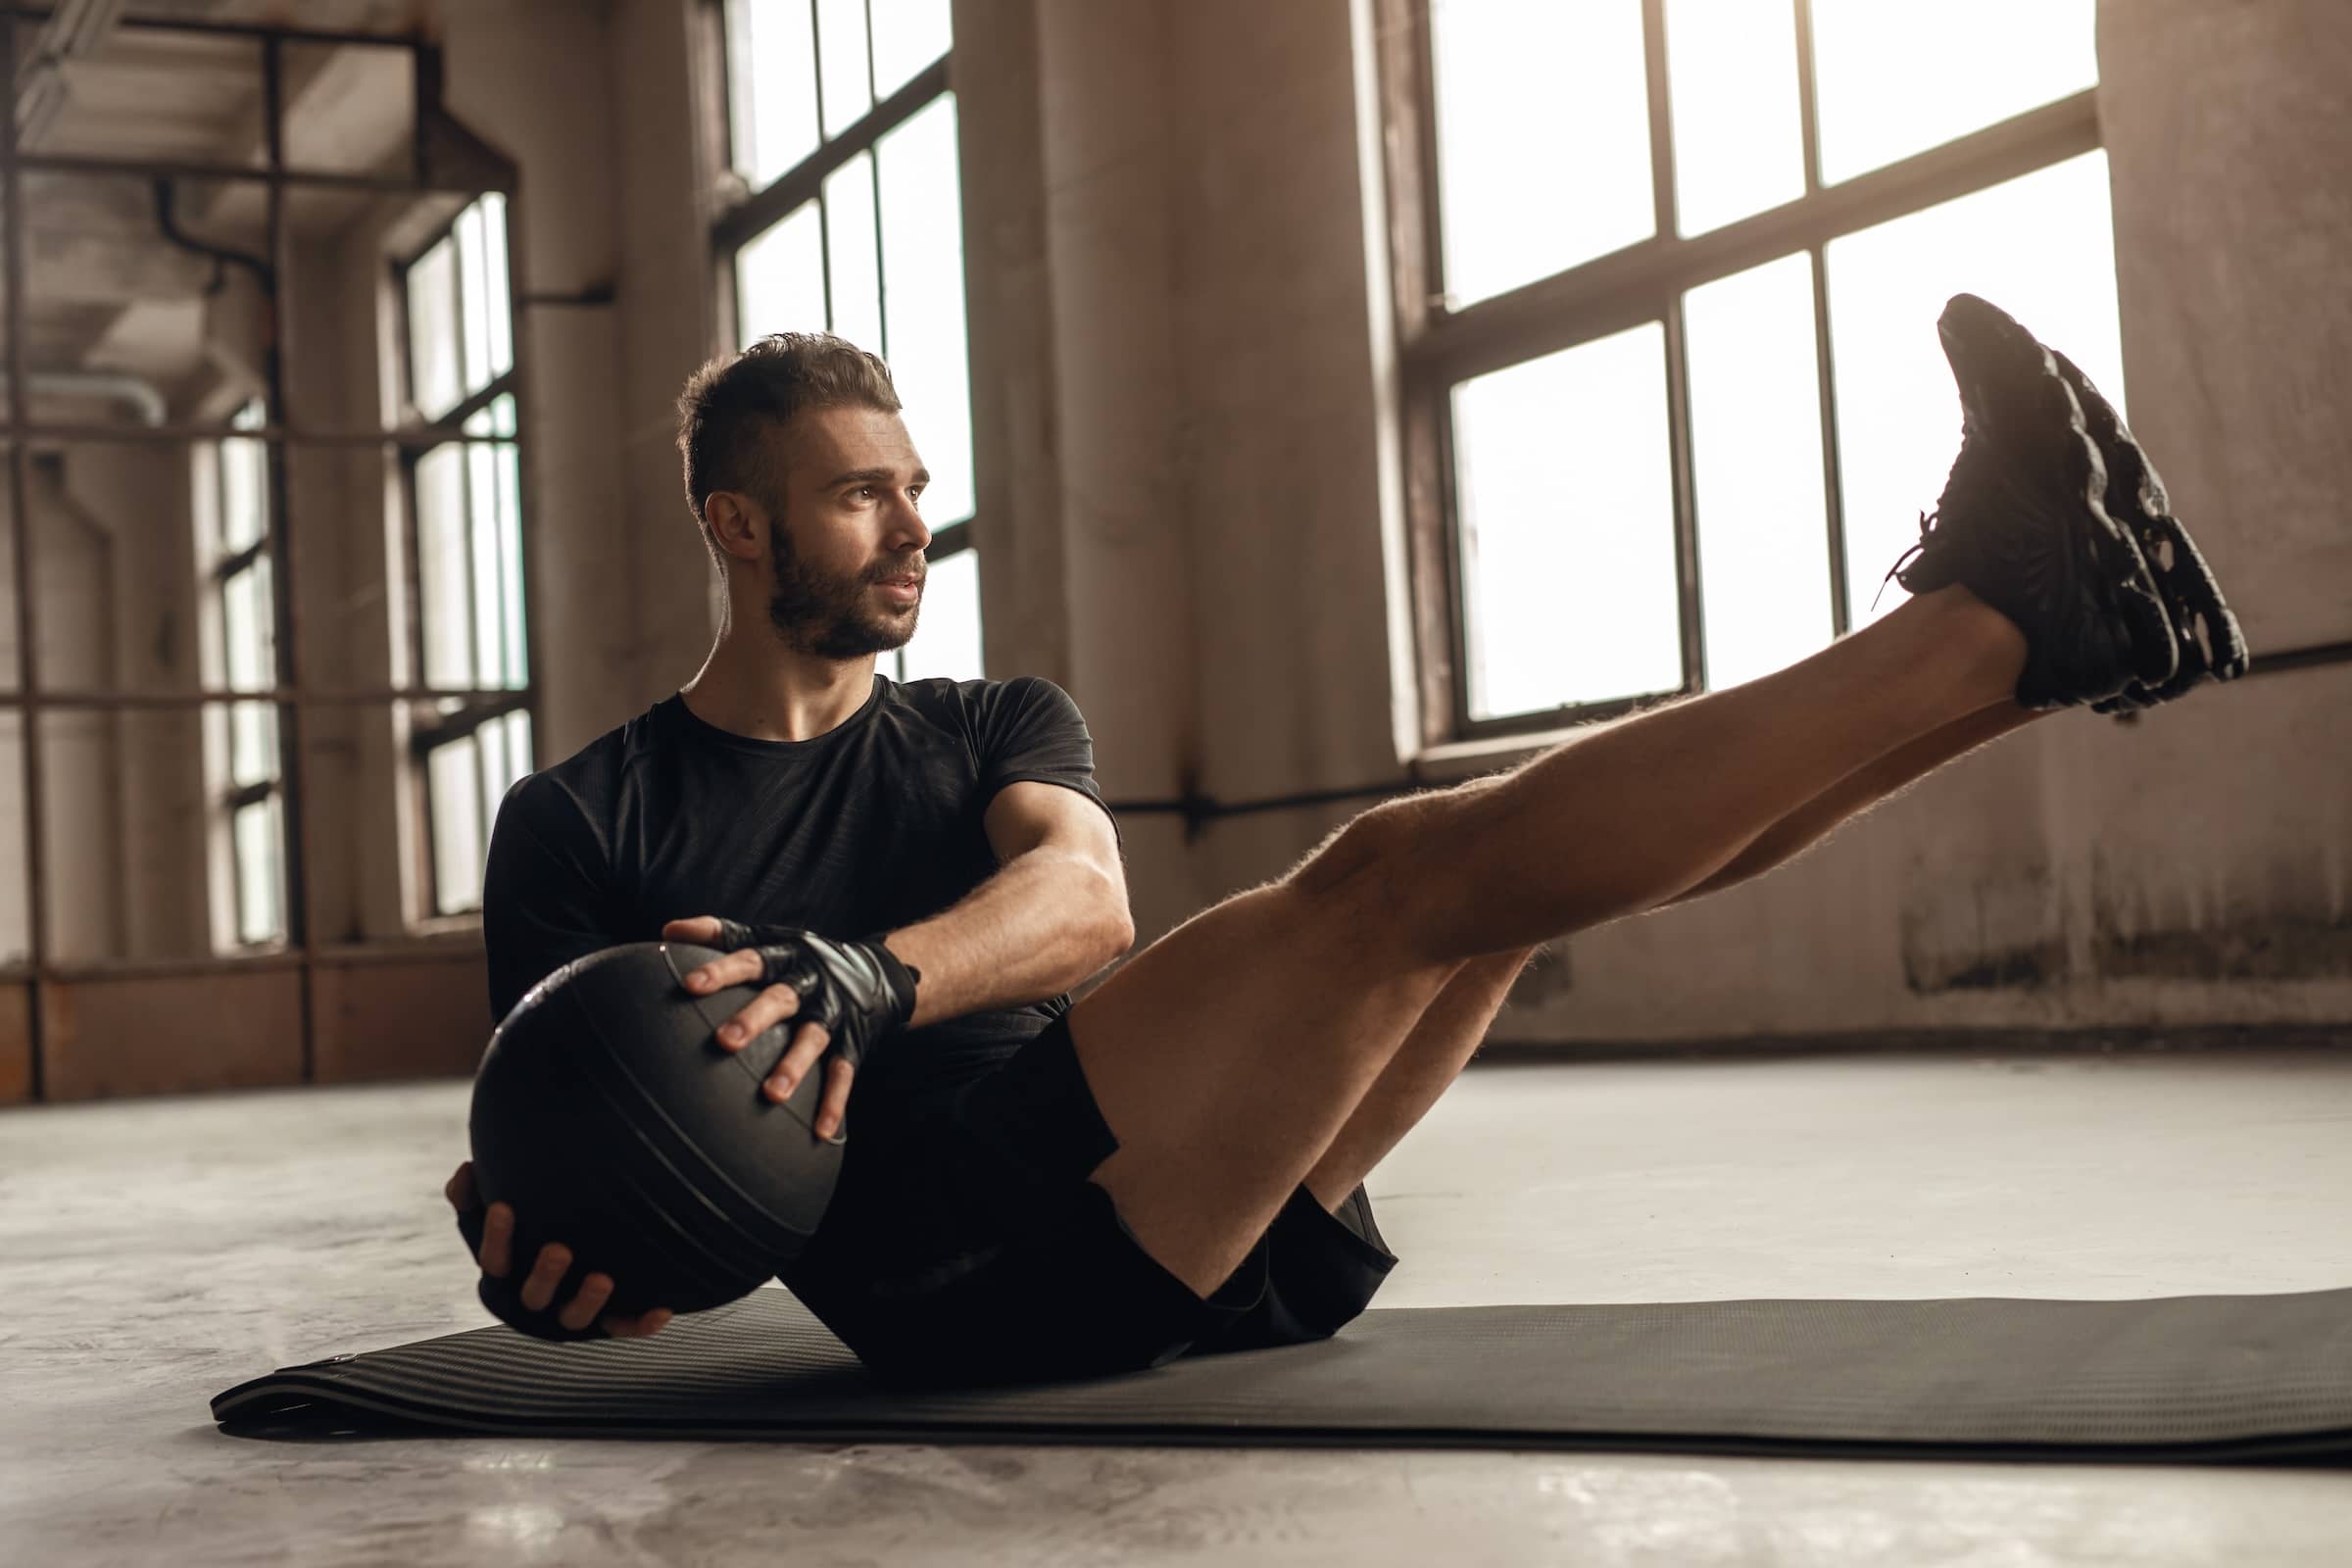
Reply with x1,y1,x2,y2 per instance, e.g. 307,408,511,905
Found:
674,332,902,566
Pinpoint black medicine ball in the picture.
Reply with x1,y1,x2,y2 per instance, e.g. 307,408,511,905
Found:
466,941,846,1340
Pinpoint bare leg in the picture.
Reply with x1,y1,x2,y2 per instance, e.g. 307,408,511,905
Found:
1661,698,2050,906
1298,945,1539,1209
1071,585,2030,1294
1298,695,2054,1210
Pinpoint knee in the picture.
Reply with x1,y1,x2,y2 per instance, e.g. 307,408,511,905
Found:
1287,800,1424,902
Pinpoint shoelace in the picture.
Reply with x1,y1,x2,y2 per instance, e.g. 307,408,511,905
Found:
1871,514,1936,613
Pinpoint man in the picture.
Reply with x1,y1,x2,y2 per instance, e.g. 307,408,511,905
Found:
448,301,2245,1385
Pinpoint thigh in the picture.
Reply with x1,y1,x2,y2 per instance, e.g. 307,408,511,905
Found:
1180,1181,1399,1359
825,1020,1271,1387
1065,871,1457,1299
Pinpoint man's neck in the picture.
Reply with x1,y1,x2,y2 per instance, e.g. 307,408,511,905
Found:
681,635,874,743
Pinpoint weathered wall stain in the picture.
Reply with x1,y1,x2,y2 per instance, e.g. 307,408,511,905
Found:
2094,917,2352,981
1899,865,2070,994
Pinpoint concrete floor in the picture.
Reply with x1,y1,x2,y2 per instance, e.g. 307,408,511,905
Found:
4,1047,2350,1566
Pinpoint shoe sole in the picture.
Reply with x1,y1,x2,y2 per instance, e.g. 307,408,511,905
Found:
2041,346,2252,710
1936,294,2180,704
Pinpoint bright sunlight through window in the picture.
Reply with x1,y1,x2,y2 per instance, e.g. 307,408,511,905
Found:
1425,0,2110,719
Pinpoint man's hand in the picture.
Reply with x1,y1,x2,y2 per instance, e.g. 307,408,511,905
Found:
662,916,921,1140
445,1161,672,1339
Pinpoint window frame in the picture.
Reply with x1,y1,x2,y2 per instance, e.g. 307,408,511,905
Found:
210,399,284,948
707,2,975,679
392,195,533,918
1374,0,2102,748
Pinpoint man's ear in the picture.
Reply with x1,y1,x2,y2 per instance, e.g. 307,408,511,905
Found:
704,492,764,564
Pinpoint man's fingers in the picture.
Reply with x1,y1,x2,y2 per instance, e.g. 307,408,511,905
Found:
557,1274,616,1333
444,1161,477,1211
813,1056,855,1139
518,1241,572,1312
714,982,803,1053
662,916,721,943
764,1020,832,1102
478,1201,515,1275
600,1308,673,1340
685,949,774,1001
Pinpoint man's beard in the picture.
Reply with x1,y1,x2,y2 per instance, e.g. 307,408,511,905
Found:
764,515,920,660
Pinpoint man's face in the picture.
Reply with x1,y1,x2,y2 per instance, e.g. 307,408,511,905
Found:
755,405,931,660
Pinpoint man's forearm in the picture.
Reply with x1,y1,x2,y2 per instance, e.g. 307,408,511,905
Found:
883,851,1134,1028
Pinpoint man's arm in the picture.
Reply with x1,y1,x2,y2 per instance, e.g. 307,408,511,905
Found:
884,780,1134,1029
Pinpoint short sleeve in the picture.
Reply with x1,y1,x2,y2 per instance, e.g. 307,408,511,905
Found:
972,675,1122,846
481,775,633,1023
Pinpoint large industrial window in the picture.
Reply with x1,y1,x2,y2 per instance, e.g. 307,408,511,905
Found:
1379,0,2119,741
398,194,532,915
713,0,984,683
203,401,284,947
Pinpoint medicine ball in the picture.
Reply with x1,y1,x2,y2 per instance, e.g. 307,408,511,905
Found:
466,941,846,1340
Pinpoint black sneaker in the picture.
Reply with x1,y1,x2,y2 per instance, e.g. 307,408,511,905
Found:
2041,347,2250,713
1873,293,2178,710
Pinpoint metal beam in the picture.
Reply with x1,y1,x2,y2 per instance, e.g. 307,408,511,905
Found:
711,55,952,252
4,4,425,51
1405,88,2101,389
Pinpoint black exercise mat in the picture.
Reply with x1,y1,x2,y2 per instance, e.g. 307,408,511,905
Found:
212,1285,2352,1464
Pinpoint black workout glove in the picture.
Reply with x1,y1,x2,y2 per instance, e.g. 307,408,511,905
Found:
707,920,922,1071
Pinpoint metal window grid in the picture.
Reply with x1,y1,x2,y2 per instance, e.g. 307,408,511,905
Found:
707,0,974,662
1374,0,2107,748
0,5,534,1098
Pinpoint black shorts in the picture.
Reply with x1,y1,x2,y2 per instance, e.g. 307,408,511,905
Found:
786,1014,1398,1389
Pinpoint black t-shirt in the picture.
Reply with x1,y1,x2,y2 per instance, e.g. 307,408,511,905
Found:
480,673,1122,1122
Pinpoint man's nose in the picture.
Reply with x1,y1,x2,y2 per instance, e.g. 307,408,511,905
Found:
888,493,930,546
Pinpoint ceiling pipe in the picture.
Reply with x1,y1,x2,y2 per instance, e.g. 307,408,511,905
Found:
26,368,169,426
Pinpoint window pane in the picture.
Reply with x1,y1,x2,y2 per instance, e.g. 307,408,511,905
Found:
1811,0,2096,184
824,151,883,353
1825,150,2120,626
1429,0,1653,307
232,795,284,946
870,0,951,99
0,712,24,962
1452,324,1681,719
876,94,974,523
727,0,821,186
503,709,533,779
467,443,505,689
476,711,509,856
429,734,484,915
816,0,873,137
1665,0,1805,236
456,202,492,394
475,710,535,871
416,445,473,687
220,428,268,554
898,546,982,682
228,700,277,790
221,557,274,693
407,235,461,418
1684,253,1835,688
737,200,827,345
497,443,527,686
480,193,514,384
